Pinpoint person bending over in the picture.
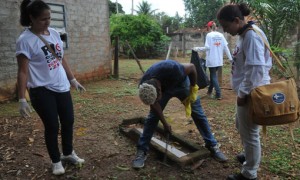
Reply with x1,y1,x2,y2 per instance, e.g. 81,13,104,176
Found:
132,60,228,169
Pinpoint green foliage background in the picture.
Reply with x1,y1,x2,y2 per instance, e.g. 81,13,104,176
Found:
110,14,170,58
183,0,226,27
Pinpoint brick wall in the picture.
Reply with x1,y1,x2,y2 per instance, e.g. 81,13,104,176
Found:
0,0,111,101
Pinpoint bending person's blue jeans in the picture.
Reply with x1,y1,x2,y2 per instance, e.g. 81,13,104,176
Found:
208,67,221,98
137,77,218,152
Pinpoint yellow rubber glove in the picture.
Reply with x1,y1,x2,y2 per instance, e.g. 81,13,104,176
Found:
182,96,192,117
182,85,199,118
189,84,199,102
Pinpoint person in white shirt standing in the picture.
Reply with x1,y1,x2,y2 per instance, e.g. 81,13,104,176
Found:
217,3,272,180
193,21,232,100
17,0,85,176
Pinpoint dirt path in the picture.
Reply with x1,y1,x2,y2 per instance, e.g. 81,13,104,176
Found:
0,76,282,180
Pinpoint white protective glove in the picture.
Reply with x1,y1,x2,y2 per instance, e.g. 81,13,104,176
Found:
192,47,207,52
19,98,32,119
70,78,86,92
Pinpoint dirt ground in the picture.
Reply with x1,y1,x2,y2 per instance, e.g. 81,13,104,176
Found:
0,60,298,180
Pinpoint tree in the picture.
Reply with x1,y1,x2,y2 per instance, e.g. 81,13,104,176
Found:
232,0,300,79
135,1,158,15
110,14,170,58
154,12,184,34
232,0,299,47
109,0,125,17
183,0,226,27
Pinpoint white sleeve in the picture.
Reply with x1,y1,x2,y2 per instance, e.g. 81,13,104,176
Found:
238,32,266,98
16,38,31,59
244,32,265,66
204,35,210,50
238,65,264,98
222,36,232,61
193,46,209,52
224,44,232,61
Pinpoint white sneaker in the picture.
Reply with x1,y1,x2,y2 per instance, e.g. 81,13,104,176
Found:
61,150,85,165
52,161,65,175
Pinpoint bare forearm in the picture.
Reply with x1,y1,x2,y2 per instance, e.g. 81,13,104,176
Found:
188,72,197,86
62,58,75,80
17,55,29,99
17,71,28,99
182,64,197,86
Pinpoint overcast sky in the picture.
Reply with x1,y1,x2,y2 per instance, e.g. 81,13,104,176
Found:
115,0,186,17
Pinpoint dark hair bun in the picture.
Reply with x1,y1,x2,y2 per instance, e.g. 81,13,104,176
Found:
239,3,250,16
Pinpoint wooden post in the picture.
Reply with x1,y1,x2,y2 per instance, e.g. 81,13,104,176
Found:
175,46,178,59
166,42,172,60
183,33,186,58
296,23,300,81
113,36,119,78
125,40,145,74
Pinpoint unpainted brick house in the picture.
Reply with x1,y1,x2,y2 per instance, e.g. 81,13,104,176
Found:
0,0,111,101
167,27,235,58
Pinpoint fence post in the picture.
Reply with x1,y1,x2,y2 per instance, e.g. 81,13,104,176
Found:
113,36,119,78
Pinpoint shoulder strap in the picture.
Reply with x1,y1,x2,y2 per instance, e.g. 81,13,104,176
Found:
30,30,61,61
250,28,293,78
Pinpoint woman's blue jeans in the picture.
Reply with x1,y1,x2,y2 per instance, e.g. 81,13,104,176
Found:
208,67,221,98
137,77,218,152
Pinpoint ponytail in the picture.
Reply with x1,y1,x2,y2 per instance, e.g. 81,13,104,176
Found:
20,0,31,26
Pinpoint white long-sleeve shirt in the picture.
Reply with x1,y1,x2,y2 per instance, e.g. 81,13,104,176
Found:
193,31,232,67
231,25,272,98
204,31,232,67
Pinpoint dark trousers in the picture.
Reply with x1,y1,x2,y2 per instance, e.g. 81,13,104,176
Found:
29,87,74,163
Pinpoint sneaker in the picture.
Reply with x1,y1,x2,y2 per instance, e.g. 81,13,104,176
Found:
206,145,228,162
207,92,213,98
236,152,245,164
52,161,65,175
61,150,85,165
227,173,257,180
132,150,147,169
216,96,222,100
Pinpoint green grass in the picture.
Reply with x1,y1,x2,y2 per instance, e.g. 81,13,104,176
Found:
115,60,300,179
115,59,160,78
1,59,299,179
222,63,232,75
260,125,300,178
113,86,137,97
0,101,19,117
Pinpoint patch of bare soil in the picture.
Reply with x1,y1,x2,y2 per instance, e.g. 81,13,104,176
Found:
0,75,280,180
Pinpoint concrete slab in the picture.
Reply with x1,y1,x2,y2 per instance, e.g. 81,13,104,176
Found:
136,128,187,158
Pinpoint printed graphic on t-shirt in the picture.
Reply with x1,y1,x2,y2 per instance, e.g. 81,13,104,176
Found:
232,46,240,75
233,46,239,56
212,37,222,47
41,43,62,71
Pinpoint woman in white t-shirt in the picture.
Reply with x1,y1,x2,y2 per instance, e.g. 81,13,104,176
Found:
16,0,86,175
217,3,272,180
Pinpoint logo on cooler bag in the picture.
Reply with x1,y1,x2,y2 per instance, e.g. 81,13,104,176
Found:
272,93,285,104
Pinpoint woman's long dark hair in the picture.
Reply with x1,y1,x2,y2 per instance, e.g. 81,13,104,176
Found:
217,3,250,22
20,0,50,26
